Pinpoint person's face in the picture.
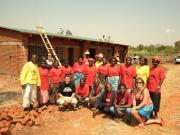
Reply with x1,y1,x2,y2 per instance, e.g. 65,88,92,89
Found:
64,77,71,84
139,58,145,66
102,58,107,64
80,79,85,87
98,56,102,61
106,84,112,92
48,55,52,60
31,55,37,64
110,59,116,65
78,58,83,64
135,80,144,89
54,62,59,68
89,60,94,66
41,62,46,68
125,58,132,66
119,86,126,94
86,54,90,58
152,59,159,67
64,62,69,67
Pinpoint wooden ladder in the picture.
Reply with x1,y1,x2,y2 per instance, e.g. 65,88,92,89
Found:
35,25,61,66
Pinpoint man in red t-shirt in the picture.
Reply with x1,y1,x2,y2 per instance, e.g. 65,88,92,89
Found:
119,57,136,92
147,56,165,119
60,60,73,82
110,84,132,118
76,78,90,106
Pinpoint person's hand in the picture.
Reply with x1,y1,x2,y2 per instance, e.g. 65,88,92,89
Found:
132,106,136,111
37,86,40,90
21,84,26,89
114,104,118,108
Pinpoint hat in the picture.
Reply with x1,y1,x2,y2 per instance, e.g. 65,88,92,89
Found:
88,58,94,61
98,53,103,58
153,56,161,62
85,51,90,55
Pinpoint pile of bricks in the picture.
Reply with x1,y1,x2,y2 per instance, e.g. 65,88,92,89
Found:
0,105,59,134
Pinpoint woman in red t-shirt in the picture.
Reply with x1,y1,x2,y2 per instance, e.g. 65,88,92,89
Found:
49,61,61,104
97,57,108,85
37,61,49,106
84,58,97,88
107,57,120,92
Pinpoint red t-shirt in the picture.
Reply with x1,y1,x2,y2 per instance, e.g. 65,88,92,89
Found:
76,84,89,97
107,65,120,77
39,67,49,91
84,65,97,86
115,92,132,106
106,92,111,106
49,67,61,83
98,64,108,75
72,62,85,73
60,66,73,82
147,66,165,92
119,64,136,89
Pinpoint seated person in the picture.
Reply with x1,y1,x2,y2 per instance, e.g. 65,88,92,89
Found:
89,79,105,116
57,75,78,110
97,83,116,117
75,78,90,106
127,78,163,128
110,84,132,118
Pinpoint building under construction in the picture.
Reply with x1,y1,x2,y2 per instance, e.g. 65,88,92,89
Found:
0,26,128,76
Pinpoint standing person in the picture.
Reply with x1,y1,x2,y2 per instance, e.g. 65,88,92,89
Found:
83,50,90,65
95,53,103,68
75,78,90,106
119,57,136,92
49,61,61,104
89,79,105,117
72,56,85,85
110,84,132,118
37,61,49,107
20,54,41,111
147,56,165,119
107,57,120,92
97,83,116,117
97,57,108,85
136,57,149,85
84,58,97,89
60,60,73,83
46,53,54,69
128,78,163,128
57,75,78,110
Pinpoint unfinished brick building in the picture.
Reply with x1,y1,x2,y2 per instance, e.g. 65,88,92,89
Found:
0,26,128,76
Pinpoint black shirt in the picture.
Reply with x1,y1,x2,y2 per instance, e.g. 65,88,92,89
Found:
58,82,75,97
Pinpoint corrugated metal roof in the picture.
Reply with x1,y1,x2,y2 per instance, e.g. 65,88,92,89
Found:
0,26,128,46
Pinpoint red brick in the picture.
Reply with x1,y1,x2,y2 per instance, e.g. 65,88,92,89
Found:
21,116,31,126
34,117,44,126
15,122,24,130
0,127,9,133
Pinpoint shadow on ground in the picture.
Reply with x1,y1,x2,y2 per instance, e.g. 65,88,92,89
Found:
0,91,21,104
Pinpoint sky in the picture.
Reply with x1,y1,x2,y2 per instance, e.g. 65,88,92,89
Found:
0,0,180,46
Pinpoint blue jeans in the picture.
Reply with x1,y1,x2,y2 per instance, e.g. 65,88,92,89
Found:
110,106,132,122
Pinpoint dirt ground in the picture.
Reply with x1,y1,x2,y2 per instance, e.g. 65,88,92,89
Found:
0,64,180,135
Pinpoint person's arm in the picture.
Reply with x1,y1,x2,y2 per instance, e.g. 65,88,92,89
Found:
135,89,148,109
20,63,29,87
132,93,136,108
94,84,105,99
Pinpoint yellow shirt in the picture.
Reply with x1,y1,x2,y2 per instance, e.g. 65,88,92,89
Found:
20,62,41,86
95,61,103,68
136,65,149,84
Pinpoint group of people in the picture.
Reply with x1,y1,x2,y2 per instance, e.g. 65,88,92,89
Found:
20,51,165,128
